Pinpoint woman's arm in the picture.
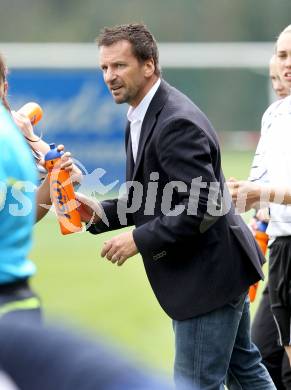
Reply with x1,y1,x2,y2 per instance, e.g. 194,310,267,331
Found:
36,174,51,222
12,111,82,184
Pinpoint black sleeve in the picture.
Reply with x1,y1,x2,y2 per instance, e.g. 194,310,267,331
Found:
87,195,134,235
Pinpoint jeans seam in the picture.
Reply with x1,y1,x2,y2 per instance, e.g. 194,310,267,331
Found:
192,317,204,388
227,367,243,390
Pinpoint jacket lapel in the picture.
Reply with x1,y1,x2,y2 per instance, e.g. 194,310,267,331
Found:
131,80,169,181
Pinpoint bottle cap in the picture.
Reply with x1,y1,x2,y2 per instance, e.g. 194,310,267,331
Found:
257,221,268,232
44,143,63,161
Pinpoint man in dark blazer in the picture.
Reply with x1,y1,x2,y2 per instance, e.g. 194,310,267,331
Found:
77,24,275,389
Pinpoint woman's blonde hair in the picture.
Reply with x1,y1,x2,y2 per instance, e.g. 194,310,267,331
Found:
276,24,291,47
0,53,8,82
282,24,291,34
0,53,10,111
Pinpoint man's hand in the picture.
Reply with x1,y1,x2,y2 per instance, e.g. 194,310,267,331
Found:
285,346,291,367
75,192,102,224
248,217,258,236
101,231,138,266
226,179,263,213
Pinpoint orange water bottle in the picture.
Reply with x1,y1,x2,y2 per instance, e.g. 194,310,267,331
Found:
255,221,269,255
44,143,82,235
249,221,269,302
17,102,43,126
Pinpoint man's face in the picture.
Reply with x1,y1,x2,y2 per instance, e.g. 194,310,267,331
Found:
99,40,154,107
276,32,291,91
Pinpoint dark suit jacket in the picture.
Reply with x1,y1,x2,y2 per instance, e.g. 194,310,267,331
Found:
88,80,265,320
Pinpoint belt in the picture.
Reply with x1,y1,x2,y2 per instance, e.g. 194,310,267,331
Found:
0,279,29,294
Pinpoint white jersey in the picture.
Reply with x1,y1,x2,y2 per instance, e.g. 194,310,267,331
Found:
249,95,291,239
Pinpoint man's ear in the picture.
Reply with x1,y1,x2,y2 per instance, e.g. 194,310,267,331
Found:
144,58,155,78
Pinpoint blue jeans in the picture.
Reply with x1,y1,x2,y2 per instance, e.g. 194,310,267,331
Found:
173,294,276,390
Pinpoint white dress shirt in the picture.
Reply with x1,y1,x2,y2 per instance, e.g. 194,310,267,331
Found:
127,79,161,163
249,95,291,239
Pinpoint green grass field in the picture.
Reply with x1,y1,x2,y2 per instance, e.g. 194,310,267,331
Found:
30,150,266,375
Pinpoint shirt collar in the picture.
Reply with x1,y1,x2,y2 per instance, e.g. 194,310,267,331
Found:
127,78,161,123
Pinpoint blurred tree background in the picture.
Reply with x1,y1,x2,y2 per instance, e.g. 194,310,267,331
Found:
0,0,290,42
1,0,290,134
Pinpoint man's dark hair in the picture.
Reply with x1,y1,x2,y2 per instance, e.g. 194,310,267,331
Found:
97,23,161,77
